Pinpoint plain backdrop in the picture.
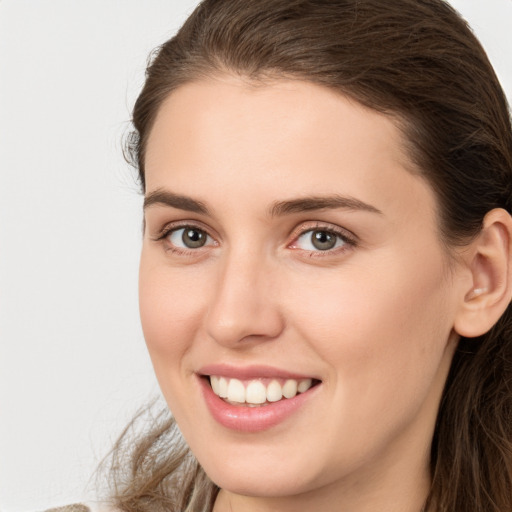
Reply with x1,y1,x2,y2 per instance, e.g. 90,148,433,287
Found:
0,1,511,510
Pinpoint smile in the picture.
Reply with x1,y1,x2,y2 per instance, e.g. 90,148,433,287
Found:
209,376,315,406
198,367,321,432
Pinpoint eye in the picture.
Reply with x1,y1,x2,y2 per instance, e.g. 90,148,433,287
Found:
167,226,213,249
293,228,349,252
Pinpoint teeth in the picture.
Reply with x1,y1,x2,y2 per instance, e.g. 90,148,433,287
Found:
266,380,283,402
282,379,298,399
209,376,315,405
227,378,245,403
246,380,267,404
218,377,228,398
298,378,312,393
210,375,220,394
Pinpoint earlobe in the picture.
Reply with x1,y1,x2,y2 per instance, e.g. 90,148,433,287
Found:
454,208,512,338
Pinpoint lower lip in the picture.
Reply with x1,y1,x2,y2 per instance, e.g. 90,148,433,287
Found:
199,377,319,432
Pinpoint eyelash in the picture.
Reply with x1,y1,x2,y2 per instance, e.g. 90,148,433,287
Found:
152,222,217,256
289,222,357,257
152,221,357,257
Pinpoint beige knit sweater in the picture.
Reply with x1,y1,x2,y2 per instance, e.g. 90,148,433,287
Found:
45,506,90,512
45,503,115,512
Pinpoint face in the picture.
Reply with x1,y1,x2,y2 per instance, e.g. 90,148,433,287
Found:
140,77,463,503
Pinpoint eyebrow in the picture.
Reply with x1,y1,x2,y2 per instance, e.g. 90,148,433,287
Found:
269,195,382,217
143,189,382,217
143,189,209,215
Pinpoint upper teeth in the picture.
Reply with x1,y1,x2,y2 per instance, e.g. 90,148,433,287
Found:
209,376,313,405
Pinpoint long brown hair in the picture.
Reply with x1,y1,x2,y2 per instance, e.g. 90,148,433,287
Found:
110,1,512,510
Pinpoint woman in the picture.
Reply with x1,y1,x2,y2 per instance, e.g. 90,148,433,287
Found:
97,0,512,511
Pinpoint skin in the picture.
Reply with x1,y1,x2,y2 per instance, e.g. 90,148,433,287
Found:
139,77,470,512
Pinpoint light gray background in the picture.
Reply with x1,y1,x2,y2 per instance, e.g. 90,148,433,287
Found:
0,1,511,510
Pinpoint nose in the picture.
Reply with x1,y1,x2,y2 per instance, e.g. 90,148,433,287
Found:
204,250,285,347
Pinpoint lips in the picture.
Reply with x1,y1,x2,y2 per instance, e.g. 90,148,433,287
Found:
198,365,321,431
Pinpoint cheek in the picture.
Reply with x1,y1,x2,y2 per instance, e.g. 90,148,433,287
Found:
287,250,454,403
276,253,456,472
138,255,206,377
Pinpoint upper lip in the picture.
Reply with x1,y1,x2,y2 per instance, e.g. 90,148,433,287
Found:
198,363,319,381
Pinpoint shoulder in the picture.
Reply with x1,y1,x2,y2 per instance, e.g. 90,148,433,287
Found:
44,504,117,512
45,506,91,512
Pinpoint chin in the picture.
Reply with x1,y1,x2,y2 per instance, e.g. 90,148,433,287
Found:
195,444,325,498
207,467,314,498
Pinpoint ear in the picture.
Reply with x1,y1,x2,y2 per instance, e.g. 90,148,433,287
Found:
454,208,512,338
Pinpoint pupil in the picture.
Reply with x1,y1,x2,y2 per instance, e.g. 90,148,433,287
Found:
183,229,206,248
312,230,336,250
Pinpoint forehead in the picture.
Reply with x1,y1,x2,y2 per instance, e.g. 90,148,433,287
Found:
146,77,412,172
149,76,408,147
144,77,433,221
